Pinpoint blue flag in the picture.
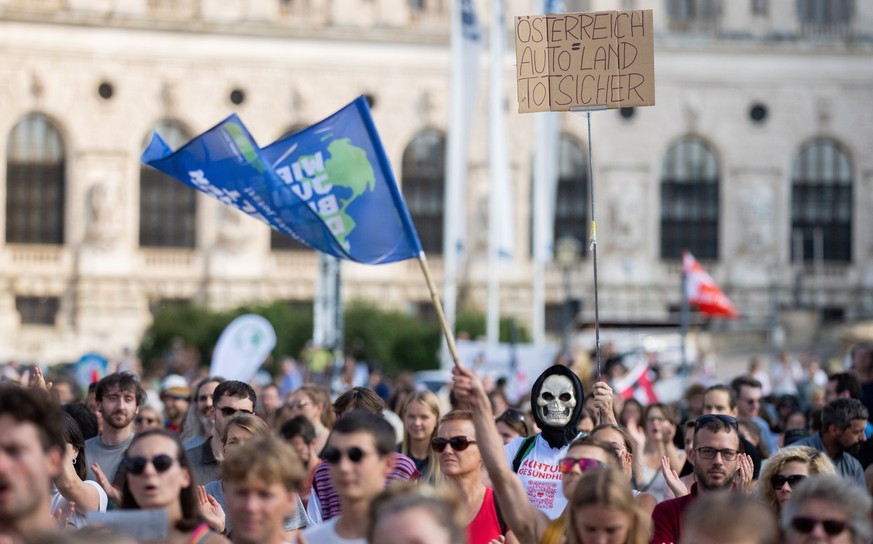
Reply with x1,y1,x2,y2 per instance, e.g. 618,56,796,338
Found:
141,96,423,264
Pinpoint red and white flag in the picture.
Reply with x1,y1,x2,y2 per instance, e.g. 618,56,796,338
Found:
613,360,658,405
682,251,739,318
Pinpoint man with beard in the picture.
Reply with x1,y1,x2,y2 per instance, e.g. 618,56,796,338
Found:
0,385,64,544
504,364,586,520
650,414,743,544
85,372,146,491
793,397,867,487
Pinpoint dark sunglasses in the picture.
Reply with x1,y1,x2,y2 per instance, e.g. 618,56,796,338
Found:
770,474,806,490
559,457,602,474
218,406,254,417
135,416,158,424
432,436,477,453
695,414,739,430
124,454,175,475
791,516,847,536
322,446,369,464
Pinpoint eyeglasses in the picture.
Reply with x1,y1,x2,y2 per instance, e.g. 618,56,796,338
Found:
770,474,806,490
124,454,175,475
695,447,739,461
135,416,159,425
287,400,309,409
558,457,603,474
791,517,847,536
322,446,369,464
432,436,477,453
218,406,254,418
695,414,739,430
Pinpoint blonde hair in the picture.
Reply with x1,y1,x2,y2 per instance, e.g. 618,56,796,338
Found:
565,467,651,544
220,413,270,446
221,435,305,492
400,390,443,484
756,445,836,511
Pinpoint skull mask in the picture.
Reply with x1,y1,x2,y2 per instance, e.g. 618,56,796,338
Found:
536,374,577,427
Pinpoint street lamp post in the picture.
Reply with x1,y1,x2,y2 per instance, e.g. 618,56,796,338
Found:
555,235,582,356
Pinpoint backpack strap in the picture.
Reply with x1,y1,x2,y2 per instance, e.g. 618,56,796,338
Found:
512,435,538,473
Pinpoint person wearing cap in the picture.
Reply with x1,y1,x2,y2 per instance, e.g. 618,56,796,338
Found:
160,374,191,434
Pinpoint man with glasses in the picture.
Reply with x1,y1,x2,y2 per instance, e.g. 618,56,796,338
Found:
301,411,397,543
792,397,867,487
699,384,762,479
186,380,256,485
651,414,745,544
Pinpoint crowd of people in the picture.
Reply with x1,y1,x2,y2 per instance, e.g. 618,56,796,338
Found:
1,341,873,543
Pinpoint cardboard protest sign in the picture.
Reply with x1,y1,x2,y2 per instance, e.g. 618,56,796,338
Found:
515,10,655,113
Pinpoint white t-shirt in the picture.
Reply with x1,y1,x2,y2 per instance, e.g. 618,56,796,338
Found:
301,517,366,544
504,434,568,520
50,480,109,529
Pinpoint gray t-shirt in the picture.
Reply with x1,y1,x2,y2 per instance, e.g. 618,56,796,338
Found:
84,434,135,485
204,479,309,536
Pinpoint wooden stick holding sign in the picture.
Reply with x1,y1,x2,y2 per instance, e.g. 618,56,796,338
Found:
514,9,655,381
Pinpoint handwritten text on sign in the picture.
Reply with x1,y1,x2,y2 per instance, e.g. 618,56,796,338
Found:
515,10,655,113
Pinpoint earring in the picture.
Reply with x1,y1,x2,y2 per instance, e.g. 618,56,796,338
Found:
72,458,77,465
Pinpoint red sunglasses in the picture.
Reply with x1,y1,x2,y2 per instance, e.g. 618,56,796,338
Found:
558,457,602,474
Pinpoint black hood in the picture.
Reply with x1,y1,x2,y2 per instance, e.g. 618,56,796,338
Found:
529,364,585,449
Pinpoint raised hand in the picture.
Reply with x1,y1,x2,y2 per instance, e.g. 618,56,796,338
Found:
196,485,226,533
660,455,688,498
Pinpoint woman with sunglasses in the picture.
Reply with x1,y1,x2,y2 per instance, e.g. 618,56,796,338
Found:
135,406,164,434
434,410,515,543
756,445,835,513
120,429,228,543
781,474,872,544
399,390,443,484
451,365,623,544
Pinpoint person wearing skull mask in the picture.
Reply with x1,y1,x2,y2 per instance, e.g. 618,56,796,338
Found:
504,365,586,520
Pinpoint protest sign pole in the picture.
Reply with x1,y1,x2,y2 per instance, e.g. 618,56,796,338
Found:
418,253,463,368
570,107,606,382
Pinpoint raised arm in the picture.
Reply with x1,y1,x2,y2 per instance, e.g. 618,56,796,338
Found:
452,366,550,544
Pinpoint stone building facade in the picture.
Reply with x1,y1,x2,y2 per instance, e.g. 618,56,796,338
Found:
0,0,871,362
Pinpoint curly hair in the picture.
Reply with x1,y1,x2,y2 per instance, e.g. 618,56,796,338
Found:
756,445,835,511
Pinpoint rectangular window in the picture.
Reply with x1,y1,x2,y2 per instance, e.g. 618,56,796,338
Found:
16,296,59,325
751,0,768,15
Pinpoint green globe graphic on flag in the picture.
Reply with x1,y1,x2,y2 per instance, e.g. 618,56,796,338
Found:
319,137,376,247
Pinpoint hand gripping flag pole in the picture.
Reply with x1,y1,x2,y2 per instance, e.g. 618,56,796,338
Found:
141,96,465,368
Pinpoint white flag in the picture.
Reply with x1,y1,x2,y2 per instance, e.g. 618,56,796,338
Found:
443,0,482,350
210,314,277,383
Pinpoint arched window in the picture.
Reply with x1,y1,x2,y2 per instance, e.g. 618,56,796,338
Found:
553,134,589,255
402,129,445,254
6,114,65,244
791,138,852,263
139,121,196,248
660,136,719,260
271,124,311,251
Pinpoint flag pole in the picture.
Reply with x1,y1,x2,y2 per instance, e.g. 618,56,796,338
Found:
418,253,462,367
680,252,689,373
